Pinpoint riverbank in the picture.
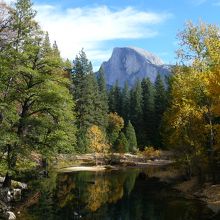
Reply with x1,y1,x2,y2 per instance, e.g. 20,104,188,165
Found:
55,151,173,169
0,178,27,220
175,178,220,215
144,167,220,216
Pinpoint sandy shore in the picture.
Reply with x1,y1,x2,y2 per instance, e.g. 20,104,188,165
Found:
58,159,173,173
59,166,107,172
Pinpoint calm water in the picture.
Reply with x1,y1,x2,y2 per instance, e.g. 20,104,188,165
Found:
17,167,219,220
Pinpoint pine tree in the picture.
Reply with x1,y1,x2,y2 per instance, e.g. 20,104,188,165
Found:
97,67,109,128
130,79,143,147
52,41,60,57
72,50,106,152
125,121,137,152
72,49,92,132
108,80,122,114
115,132,129,153
141,78,155,146
154,74,167,148
121,81,130,123
72,49,92,130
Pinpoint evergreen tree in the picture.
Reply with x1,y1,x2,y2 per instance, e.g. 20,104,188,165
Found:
0,0,76,185
115,132,129,153
154,74,167,148
141,78,155,146
79,73,99,128
52,41,60,57
121,81,130,123
72,50,106,152
108,80,122,114
108,86,115,113
125,121,137,152
97,67,109,128
63,58,73,80
130,80,143,147
72,49,92,129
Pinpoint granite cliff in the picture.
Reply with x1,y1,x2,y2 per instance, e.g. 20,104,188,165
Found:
100,47,171,87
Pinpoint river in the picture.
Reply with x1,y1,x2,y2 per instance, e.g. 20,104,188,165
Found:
17,166,219,220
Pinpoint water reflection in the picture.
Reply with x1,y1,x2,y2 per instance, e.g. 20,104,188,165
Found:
18,167,216,220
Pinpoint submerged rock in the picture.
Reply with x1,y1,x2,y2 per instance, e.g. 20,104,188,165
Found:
201,184,220,213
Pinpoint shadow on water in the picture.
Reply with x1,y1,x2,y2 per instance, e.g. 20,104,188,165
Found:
17,167,219,220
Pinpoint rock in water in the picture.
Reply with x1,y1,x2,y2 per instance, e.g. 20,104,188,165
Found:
13,189,21,201
6,211,16,220
100,47,171,87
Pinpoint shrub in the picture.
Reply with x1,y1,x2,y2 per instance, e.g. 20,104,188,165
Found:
142,146,161,158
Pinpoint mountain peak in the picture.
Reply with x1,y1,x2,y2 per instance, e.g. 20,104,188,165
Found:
126,47,164,65
101,47,170,87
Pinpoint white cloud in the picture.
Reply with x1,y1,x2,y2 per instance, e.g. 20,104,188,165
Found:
1,1,172,69
190,0,207,5
34,4,171,69
1,0,15,5
213,1,220,6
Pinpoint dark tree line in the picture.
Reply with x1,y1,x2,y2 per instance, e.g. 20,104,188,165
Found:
108,74,168,149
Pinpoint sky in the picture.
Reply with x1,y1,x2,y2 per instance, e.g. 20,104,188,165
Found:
4,0,220,70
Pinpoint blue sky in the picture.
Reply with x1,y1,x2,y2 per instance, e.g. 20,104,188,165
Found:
5,0,220,70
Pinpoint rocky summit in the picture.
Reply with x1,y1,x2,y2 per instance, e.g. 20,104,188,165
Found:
100,47,171,87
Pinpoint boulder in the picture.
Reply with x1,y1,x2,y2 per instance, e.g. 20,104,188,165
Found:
0,188,13,203
6,211,16,220
13,189,21,202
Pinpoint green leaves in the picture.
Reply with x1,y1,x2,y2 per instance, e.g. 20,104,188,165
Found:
0,0,76,174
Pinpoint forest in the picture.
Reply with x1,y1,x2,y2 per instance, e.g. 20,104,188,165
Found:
0,0,220,188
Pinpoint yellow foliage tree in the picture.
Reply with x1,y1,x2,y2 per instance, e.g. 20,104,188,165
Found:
163,69,209,177
86,125,109,165
107,112,124,149
164,21,220,179
205,29,220,159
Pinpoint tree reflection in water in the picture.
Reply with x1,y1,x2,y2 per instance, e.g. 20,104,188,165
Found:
19,167,216,220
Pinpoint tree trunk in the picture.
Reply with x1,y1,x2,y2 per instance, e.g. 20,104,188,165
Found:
95,153,98,166
4,145,17,188
2,172,11,188
42,157,48,177
207,108,216,183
